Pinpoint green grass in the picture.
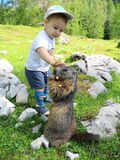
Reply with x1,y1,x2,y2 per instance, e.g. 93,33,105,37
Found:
0,24,120,160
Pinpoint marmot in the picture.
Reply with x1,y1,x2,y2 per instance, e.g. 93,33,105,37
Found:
44,66,99,147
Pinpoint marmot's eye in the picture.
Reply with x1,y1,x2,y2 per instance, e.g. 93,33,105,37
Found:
62,69,68,72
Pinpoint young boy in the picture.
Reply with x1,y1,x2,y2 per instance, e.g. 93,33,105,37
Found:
25,5,73,115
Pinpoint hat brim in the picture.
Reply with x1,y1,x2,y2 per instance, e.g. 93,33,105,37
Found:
44,10,74,20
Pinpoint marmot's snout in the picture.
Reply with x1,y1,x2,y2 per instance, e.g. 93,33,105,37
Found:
53,67,61,80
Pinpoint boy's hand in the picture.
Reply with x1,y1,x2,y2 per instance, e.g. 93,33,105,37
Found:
52,61,66,68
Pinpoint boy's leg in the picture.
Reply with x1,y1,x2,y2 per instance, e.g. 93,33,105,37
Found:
44,85,52,103
25,68,49,115
34,89,49,115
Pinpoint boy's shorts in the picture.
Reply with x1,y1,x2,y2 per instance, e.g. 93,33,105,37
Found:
25,68,50,90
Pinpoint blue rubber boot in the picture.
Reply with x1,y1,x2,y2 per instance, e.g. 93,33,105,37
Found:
44,86,52,104
34,91,49,115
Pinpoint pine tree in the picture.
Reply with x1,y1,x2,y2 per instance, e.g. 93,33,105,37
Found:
103,0,115,39
87,0,106,38
0,0,4,24
112,2,120,39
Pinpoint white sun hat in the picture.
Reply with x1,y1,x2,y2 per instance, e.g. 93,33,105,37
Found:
44,5,74,20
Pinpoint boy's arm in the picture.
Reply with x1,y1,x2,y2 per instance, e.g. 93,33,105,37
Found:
37,47,55,65
37,47,65,67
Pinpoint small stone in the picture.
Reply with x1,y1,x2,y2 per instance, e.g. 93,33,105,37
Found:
73,103,77,107
18,108,37,121
41,135,49,148
15,122,23,128
32,124,42,133
40,114,48,122
65,151,79,160
16,85,28,103
12,115,18,118
30,135,49,150
88,81,107,98
0,97,15,116
30,137,43,150
0,50,8,54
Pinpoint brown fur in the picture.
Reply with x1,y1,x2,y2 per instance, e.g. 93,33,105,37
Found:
44,66,99,147
44,66,77,147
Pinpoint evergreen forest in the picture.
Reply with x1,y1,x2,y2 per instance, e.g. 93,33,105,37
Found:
0,0,120,40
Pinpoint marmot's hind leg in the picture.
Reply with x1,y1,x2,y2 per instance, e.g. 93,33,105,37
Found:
70,116,77,137
50,138,68,147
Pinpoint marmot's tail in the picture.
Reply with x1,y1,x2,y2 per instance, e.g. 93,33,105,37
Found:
70,132,100,143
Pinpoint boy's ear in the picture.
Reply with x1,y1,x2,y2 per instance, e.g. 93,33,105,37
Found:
44,19,48,26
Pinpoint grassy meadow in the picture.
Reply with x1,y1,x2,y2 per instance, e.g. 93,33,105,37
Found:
0,24,120,160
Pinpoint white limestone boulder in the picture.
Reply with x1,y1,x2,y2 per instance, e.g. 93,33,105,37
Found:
32,124,42,133
0,59,13,74
18,108,37,121
81,100,120,138
7,84,19,98
71,53,120,82
9,73,21,85
0,88,6,97
16,84,28,103
0,50,8,55
0,76,9,88
0,97,15,116
59,33,69,45
88,81,107,98
0,59,28,103
65,151,79,160
30,135,49,150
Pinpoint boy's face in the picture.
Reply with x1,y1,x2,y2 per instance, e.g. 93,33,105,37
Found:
44,16,67,39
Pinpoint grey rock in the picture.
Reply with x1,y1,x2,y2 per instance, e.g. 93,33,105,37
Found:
18,108,37,121
59,33,69,45
17,84,27,90
71,53,120,82
97,71,112,82
16,86,28,103
73,103,77,107
7,84,19,98
70,52,87,60
15,122,23,128
30,137,43,150
73,60,87,74
88,81,107,98
0,59,28,105
30,135,49,150
0,88,6,97
81,101,120,138
12,115,18,118
9,73,21,85
0,77,9,88
0,97,15,116
0,59,13,73
32,124,42,133
40,114,48,122
0,50,8,55
0,69,9,77
65,151,79,160
41,135,49,148
104,99,115,106
0,107,15,116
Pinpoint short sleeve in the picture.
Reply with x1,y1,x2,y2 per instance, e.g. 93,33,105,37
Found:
33,36,48,51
